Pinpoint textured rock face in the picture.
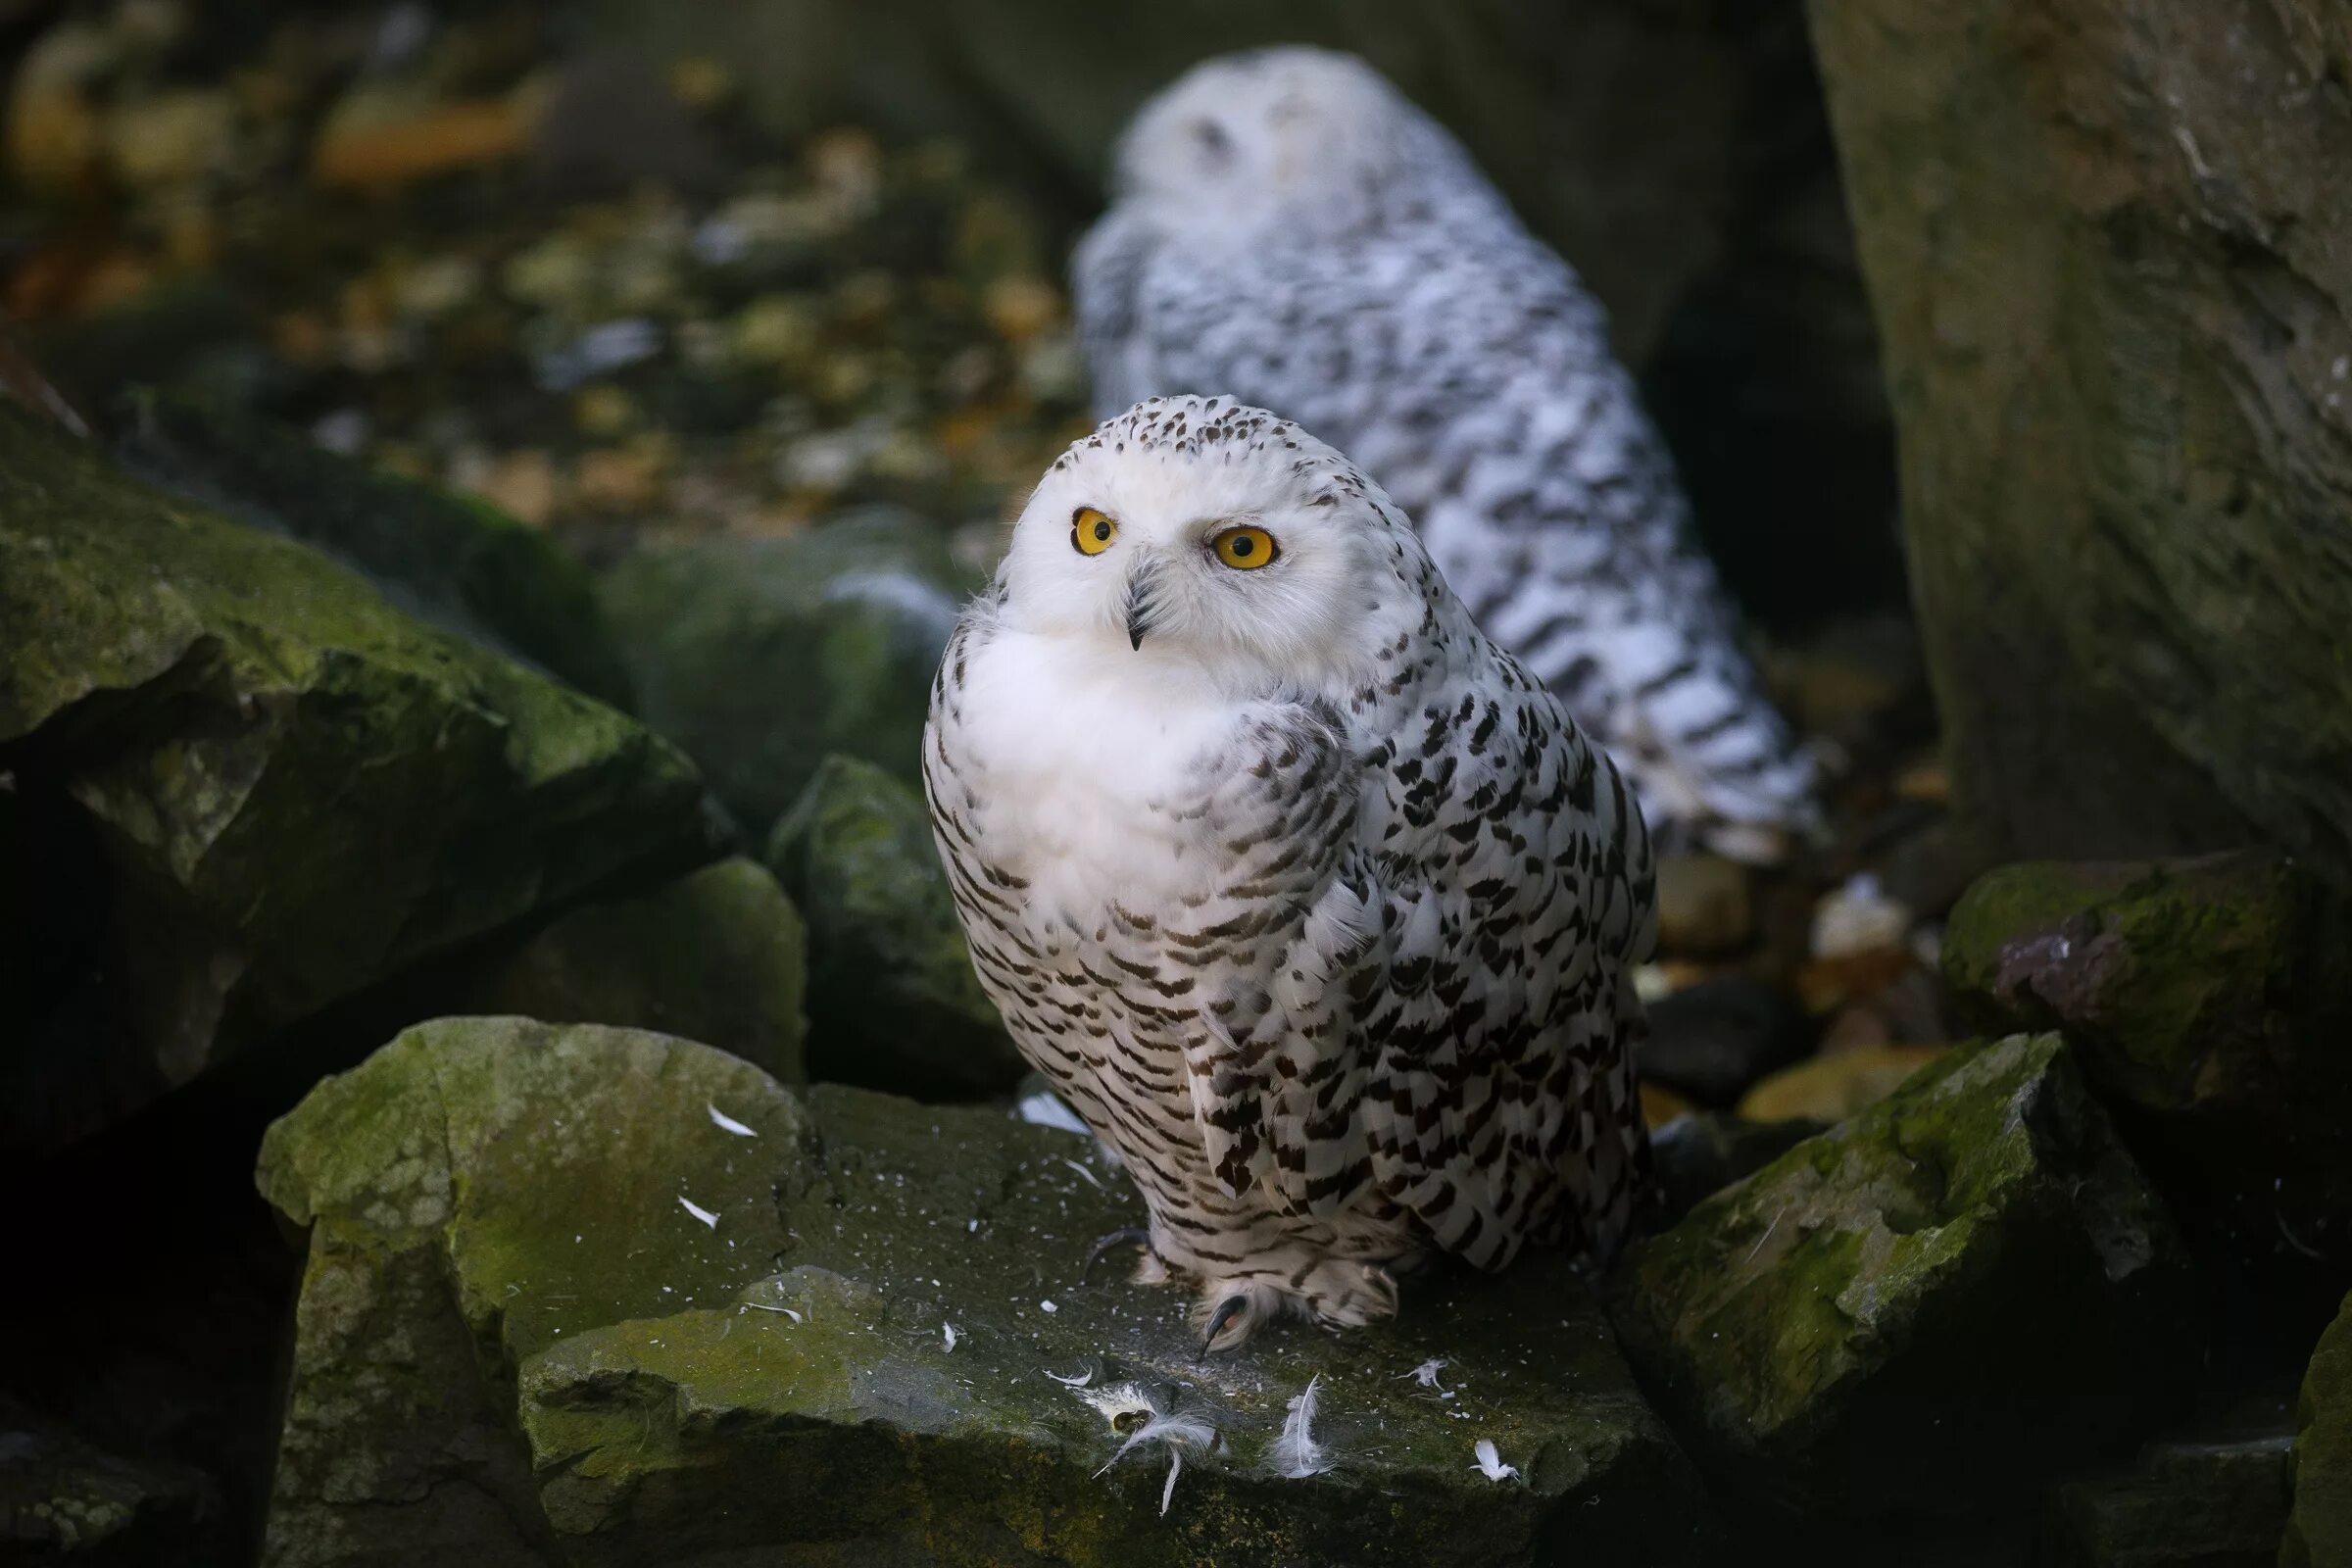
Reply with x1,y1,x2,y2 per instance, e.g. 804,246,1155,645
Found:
764,755,1022,1099
1611,1035,2200,1520
1941,854,2352,1226
0,406,711,1152
2287,1290,2352,1568
1810,0,2352,879
112,390,637,710
465,858,809,1086
597,511,977,830
258,1018,1716,1567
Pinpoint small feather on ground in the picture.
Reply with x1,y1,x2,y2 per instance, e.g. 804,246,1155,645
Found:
1472,1439,1520,1483
707,1103,759,1137
1273,1373,1333,1478
1398,1358,1448,1391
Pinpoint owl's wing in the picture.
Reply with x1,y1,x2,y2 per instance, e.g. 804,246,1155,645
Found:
1070,208,1172,419
1160,697,1367,1203
1187,673,1655,1268
1101,222,1818,859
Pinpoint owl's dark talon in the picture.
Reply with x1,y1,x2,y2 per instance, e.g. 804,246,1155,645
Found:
1197,1295,1250,1359
1080,1226,1152,1284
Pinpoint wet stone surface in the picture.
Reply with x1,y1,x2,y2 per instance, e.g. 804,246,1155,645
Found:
258,1018,1716,1567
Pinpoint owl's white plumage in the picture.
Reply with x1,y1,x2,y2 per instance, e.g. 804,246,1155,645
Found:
924,396,1655,1348
1073,47,1819,862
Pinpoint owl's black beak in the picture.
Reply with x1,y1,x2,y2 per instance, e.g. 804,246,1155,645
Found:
1122,561,1158,650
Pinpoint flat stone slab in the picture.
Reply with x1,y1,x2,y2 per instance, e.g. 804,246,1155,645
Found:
258,1018,1714,1566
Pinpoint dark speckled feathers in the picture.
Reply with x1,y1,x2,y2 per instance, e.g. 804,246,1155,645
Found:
924,395,1656,1343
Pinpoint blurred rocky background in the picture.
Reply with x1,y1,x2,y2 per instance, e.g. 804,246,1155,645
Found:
0,0,2346,1564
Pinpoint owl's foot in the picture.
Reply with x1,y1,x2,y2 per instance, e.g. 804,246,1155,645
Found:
1079,1226,1154,1284
1192,1259,1404,1355
1194,1280,1285,1356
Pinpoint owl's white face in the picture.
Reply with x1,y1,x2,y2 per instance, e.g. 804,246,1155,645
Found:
1000,409,1390,692
1110,47,1414,243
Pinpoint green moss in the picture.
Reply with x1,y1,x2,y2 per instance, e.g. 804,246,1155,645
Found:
1942,857,2303,1107
1613,1035,2197,1519
1939,854,2352,1218
114,389,636,710
261,1019,1717,1564
765,755,1021,1098
2286,1292,2352,1567
0,404,712,1145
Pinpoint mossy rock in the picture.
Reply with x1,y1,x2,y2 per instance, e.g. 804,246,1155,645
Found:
465,857,809,1085
597,510,979,829
1610,1035,2199,1522
0,404,711,1151
113,389,635,710
258,1017,1717,1566
1941,855,2352,1225
765,754,1022,1099
2285,1290,2352,1568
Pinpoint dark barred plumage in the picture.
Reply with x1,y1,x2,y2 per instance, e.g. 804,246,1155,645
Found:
924,395,1656,1348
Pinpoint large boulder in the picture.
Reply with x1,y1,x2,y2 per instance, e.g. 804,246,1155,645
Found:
1941,854,2352,1233
0,404,712,1151
464,858,809,1085
2286,1289,2352,1568
1810,0,2352,880
597,510,976,831
1611,1035,2200,1522
257,1017,1717,1567
111,390,635,711
764,755,1022,1099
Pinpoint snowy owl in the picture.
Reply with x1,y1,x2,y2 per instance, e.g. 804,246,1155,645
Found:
923,396,1656,1350
1073,47,1819,863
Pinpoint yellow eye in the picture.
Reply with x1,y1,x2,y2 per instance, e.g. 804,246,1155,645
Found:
1211,525,1279,570
1071,507,1117,556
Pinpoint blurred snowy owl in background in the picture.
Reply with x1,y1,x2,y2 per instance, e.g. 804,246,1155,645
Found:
1073,47,1821,863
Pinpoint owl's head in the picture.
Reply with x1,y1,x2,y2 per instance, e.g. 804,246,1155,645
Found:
1000,396,1418,687
1108,47,1455,242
